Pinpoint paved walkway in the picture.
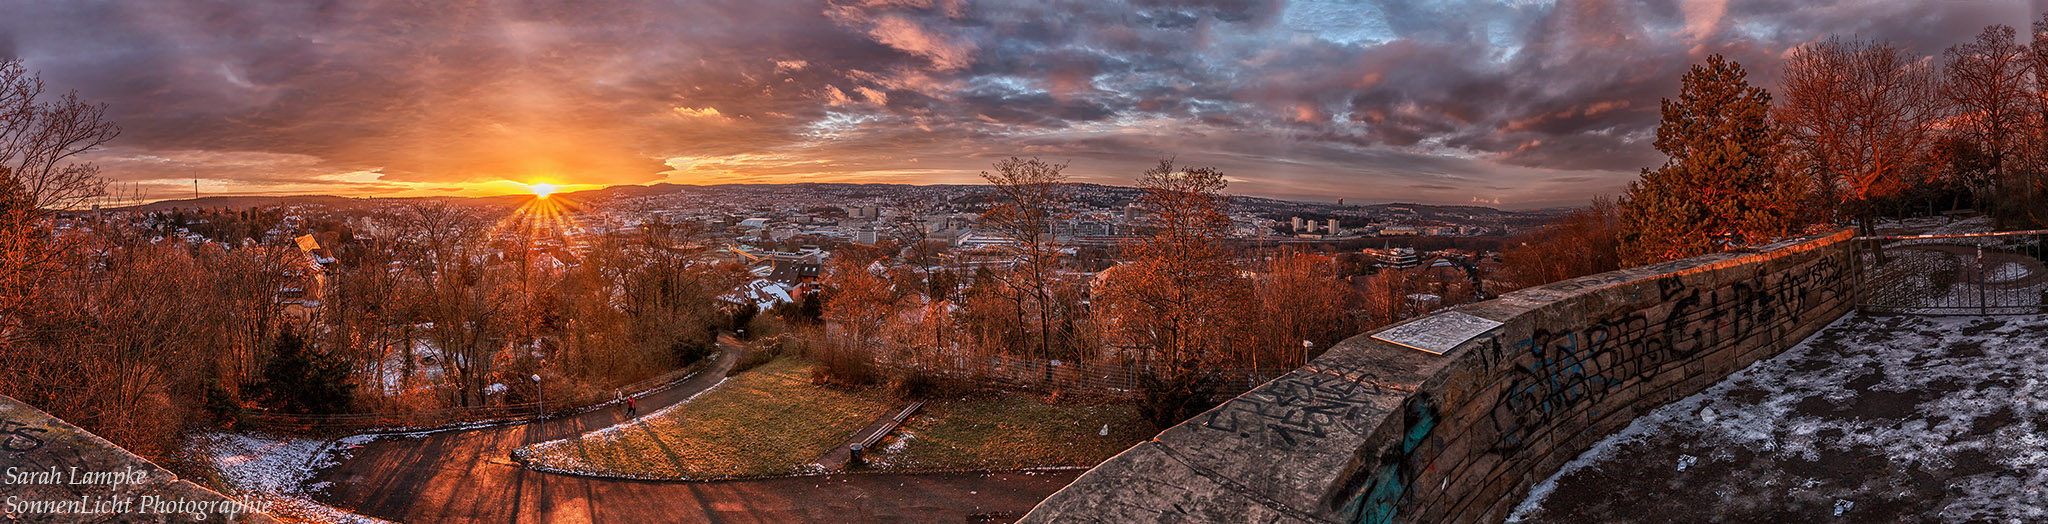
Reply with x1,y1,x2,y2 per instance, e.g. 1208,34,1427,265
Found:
1512,314,2048,523
311,342,1079,523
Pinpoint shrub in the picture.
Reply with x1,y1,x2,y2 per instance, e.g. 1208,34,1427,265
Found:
810,343,877,386
730,302,759,338
733,343,779,374
202,379,239,428
1135,371,1220,430
887,370,942,399
256,330,355,415
670,336,716,366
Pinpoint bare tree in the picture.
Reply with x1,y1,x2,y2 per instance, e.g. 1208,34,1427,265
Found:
1501,198,1621,289
2028,15,2048,211
0,169,40,336
1096,159,1250,427
1778,37,1948,232
1251,250,1359,369
977,157,1075,360
889,197,942,268
0,60,118,213
817,252,893,384
398,200,475,283
0,61,118,339
1944,24,2036,224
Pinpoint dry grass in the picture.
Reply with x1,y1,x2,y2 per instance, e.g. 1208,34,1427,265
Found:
862,394,1154,471
517,357,893,479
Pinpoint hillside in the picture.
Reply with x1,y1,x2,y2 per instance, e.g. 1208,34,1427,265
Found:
114,182,1560,220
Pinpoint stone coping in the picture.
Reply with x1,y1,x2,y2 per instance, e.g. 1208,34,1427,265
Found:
1022,230,1856,523
0,395,278,523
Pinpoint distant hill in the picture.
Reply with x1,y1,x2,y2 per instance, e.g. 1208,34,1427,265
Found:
113,182,1557,220
116,192,535,212
118,194,372,212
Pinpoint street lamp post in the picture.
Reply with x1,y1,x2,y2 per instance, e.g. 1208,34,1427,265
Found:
532,374,543,420
1302,340,1314,367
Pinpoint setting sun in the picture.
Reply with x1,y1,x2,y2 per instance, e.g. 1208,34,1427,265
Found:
530,183,559,197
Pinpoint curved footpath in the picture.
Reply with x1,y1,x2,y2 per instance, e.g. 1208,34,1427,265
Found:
310,342,1079,523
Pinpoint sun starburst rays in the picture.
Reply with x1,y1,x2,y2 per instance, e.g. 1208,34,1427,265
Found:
487,192,588,263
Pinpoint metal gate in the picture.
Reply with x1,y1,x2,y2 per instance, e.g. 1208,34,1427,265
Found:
1857,229,2048,315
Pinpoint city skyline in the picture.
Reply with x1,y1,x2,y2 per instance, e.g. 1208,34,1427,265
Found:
0,0,2037,208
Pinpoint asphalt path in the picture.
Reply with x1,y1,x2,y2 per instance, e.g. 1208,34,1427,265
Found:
309,341,1080,523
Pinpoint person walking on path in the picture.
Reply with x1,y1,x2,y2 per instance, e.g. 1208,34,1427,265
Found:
626,395,637,417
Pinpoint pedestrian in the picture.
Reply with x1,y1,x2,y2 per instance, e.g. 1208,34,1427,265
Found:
626,395,637,417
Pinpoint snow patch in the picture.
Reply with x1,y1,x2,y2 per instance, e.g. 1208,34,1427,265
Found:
885,431,914,453
192,431,395,523
1513,313,2048,521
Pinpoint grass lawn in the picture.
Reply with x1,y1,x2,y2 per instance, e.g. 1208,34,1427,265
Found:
862,394,1155,471
516,357,895,479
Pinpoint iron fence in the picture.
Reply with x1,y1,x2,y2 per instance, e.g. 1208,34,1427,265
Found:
1856,229,2048,315
239,355,715,433
872,351,1287,400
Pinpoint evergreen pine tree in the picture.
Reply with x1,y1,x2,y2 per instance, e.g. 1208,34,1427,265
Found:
259,330,355,414
1619,55,1808,266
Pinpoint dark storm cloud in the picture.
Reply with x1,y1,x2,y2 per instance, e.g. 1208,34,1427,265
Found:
0,0,2036,206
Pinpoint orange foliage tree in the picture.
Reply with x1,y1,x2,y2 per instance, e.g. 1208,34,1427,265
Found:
1097,159,1251,427
976,157,1081,360
1500,198,1621,289
1251,250,1360,369
817,251,894,385
1777,37,1947,232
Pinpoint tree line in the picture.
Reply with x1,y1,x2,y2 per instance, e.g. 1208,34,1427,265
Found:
0,60,743,460
797,158,1367,428
1504,18,2048,284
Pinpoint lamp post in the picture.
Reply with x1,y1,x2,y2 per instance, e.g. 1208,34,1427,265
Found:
532,374,543,420
1302,340,1314,367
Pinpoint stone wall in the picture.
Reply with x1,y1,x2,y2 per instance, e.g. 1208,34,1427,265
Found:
0,395,276,523
1022,230,1857,523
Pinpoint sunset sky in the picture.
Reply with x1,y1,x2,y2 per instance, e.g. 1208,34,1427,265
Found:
1,1,2037,208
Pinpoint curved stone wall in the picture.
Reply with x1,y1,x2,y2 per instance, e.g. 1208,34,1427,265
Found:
0,395,277,523
1022,230,1856,523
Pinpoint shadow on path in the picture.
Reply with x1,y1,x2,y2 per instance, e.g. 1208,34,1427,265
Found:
311,341,1078,523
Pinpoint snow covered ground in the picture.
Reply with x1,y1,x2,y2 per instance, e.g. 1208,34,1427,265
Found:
191,432,395,524
372,339,444,396
1511,313,2048,523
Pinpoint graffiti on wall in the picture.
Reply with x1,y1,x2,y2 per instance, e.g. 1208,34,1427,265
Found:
1482,251,1847,455
1171,241,1848,524
1197,357,1392,447
1336,393,1438,524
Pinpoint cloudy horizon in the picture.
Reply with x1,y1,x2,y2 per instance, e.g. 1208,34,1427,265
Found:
2,0,2040,209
